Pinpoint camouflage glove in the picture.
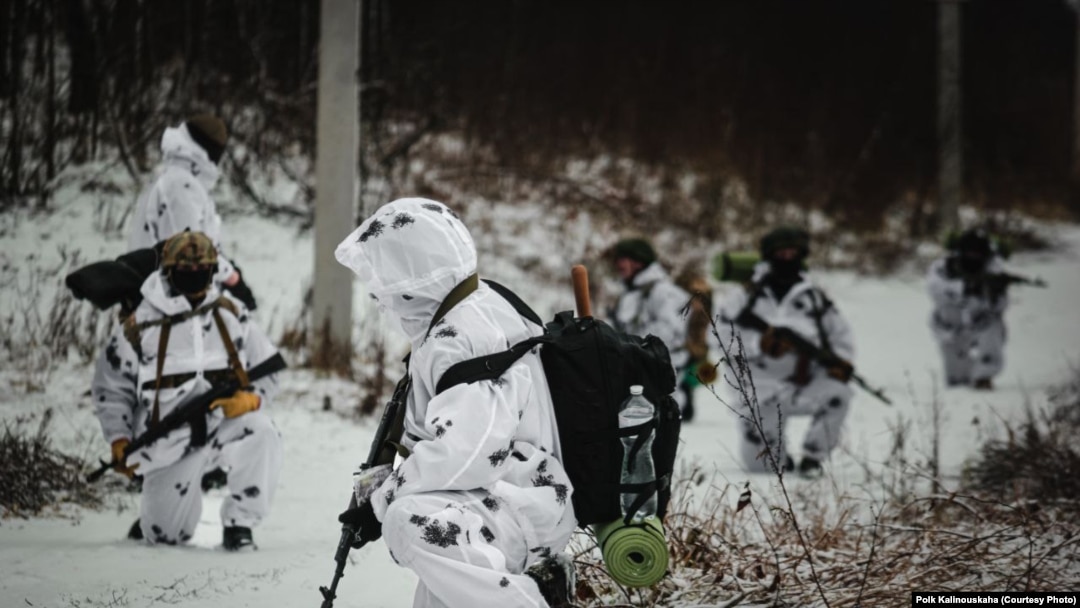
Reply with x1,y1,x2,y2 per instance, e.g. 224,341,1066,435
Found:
210,390,261,419
760,326,794,358
825,358,854,383
110,438,140,479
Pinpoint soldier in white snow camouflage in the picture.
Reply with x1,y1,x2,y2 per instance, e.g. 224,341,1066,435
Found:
91,232,283,550
335,198,577,608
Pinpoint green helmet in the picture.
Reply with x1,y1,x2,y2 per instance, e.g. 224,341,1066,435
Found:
759,226,810,259
161,231,218,269
611,238,657,266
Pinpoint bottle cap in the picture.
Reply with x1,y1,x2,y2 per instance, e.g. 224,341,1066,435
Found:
630,385,643,395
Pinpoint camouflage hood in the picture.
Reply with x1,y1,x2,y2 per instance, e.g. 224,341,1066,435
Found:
335,198,477,342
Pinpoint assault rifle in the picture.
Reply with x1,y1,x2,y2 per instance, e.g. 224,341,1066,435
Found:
735,310,892,405
86,352,287,483
319,372,410,608
963,271,1048,293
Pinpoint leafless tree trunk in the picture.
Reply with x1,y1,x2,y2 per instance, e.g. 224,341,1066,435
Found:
937,0,963,234
312,0,359,373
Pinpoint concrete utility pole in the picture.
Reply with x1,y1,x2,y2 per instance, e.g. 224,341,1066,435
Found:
1070,0,1080,179
312,0,359,371
937,0,963,234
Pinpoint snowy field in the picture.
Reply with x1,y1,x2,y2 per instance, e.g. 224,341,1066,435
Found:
2,181,1079,607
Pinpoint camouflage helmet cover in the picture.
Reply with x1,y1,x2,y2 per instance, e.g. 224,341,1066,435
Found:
161,231,218,268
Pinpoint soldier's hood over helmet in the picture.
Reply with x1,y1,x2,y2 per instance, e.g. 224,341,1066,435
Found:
335,198,477,342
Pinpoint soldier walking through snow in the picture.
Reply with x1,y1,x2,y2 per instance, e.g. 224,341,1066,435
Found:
91,232,283,550
334,198,578,608
714,226,855,478
927,228,1012,390
126,113,257,311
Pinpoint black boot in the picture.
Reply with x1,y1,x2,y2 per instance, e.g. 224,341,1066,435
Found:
127,519,144,541
223,526,256,551
526,554,579,608
799,457,824,479
201,467,229,492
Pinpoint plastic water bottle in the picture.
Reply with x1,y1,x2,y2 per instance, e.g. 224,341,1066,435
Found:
619,385,657,521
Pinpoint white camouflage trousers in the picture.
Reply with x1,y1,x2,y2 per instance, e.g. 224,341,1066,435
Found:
137,410,283,544
737,375,852,472
932,315,1006,385
380,490,564,608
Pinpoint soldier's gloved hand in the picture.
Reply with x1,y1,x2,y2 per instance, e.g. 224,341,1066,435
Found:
760,326,794,358
826,358,854,383
338,500,382,547
111,438,140,479
210,390,261,419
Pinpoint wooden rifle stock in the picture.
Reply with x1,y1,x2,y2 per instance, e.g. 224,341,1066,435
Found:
571,264,592,318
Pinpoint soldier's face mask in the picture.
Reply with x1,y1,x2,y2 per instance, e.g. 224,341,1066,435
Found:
168,264,216,297
767,248,805,281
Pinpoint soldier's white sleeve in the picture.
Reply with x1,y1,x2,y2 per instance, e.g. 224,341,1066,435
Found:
370,348,531,517
821,303,855,362
233,300,280,407
713,286,763,359
648,282,691,367
91,330,141,444
926,258,964,309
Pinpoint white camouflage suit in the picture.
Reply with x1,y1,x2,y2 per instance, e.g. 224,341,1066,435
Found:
926,256,1008,385
127,123,236,279
336,198,576,608
611,262,691,411
91,273,283,545
715,263,855,472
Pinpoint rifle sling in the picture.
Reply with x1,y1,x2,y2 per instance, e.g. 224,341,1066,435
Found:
146,298,247,448
211,306,250,387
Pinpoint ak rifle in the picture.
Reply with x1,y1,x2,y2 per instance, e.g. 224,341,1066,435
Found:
319,372,410,608
735,310,892,405
86,353,287,483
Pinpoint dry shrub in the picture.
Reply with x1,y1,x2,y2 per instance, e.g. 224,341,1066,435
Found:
0,409,104,518
567,326,1079,607
571,467,1080,607
962,375,1080,513
1,248,110,391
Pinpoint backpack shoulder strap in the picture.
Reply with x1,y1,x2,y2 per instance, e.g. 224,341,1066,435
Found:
434,280,547,395
482,279,543,327
434,336,547,395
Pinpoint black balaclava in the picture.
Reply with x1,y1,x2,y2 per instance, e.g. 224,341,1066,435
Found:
765,256,805,300
168,266,215,299
949,229,993,275
759,226,810,300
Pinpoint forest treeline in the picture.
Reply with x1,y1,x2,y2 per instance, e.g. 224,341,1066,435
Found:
1,0,1076,230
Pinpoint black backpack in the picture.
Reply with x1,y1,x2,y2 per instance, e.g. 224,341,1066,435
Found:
435,281,682,527
65,241,258,314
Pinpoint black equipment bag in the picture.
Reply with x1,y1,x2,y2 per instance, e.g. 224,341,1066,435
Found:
435,281,682,526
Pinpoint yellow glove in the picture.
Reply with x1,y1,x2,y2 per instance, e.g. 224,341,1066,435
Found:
210,390,261,419
111,438,140,479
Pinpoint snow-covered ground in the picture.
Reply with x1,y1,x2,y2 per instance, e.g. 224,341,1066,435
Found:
2,176,1079,607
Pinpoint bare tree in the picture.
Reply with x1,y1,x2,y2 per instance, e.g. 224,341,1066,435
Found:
937,0,963,234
